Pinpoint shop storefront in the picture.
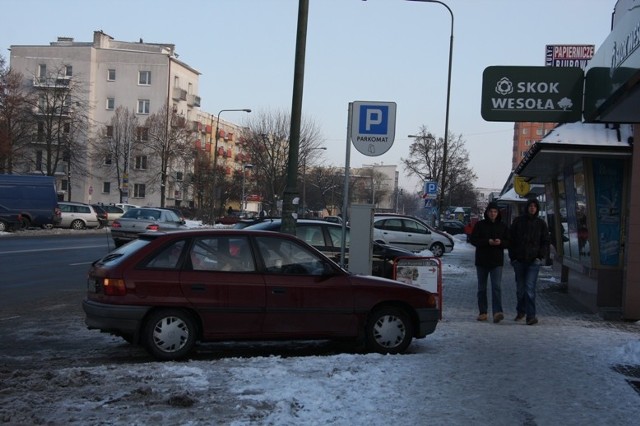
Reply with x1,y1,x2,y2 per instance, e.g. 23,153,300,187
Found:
514,123,634,318
511,1,640,319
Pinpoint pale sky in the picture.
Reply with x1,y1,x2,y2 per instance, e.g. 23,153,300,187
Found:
1,0,616,191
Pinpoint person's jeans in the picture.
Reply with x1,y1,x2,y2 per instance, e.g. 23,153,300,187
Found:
476,265,503,315
512,259,541,319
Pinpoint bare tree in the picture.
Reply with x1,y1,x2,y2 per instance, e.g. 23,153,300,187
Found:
240,109,323,216
402,126,477,210
92,106,140,202
0,54,34,173
143,104,195,207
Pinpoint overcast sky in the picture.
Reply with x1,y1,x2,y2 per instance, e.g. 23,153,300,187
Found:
1,0,616,191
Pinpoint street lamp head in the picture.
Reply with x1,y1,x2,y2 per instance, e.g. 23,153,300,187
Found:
243,109,251,113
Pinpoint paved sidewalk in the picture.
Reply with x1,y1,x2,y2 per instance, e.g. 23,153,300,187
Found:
440,237,640,397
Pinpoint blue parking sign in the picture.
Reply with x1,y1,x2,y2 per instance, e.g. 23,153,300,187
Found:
358,105,388,134
350,101,396,157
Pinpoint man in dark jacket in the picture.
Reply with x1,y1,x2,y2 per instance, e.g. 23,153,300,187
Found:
470,202,510,323
508,198,550,325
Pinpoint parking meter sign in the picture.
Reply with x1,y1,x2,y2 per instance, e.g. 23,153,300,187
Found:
350,101,396,156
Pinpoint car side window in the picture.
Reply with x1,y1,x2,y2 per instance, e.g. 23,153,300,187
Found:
381,218,403,232
297,225,325,247
144,240,186,269
189,236,255,272
404,219,428,234
328,226,350,249
256,236,325,275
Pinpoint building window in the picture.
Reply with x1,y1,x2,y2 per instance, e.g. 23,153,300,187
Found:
138,71,151,85
61,179,69,191
37,122,45,142
522,128,528,135
106,98,115,110
134,155,148,170
137,126,149,141
107,69,116,81
106,125,114,138
35,150,43,171
104,155,112,165
38,64,46,78
103,182,111,194
133,183,146,198
65,65,73,77
176,171,183,181
137,99,150,114
536,128,543,136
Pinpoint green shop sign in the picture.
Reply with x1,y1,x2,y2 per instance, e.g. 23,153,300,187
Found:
481,66,584,122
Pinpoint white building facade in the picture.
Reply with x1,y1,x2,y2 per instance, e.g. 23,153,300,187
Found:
10,31,202,207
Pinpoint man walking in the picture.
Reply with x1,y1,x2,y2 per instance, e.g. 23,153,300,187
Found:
470,202,509,323
508,198,550,325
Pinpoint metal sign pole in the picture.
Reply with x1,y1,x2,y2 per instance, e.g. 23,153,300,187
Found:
340,102,353,268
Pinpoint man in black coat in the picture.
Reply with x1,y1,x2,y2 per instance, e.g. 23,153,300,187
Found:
508,198,550,325
470,202,509,323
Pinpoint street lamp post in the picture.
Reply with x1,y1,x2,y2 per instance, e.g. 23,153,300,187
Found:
408,0,454,221
241,163,254,216
301,147,326,217
364,0,453,221
210,108,251,222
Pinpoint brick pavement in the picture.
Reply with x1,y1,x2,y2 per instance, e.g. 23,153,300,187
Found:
440,238,640,395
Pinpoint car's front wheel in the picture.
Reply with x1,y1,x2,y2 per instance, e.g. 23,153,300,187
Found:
70,219,86,230
143,309,197,361
365,306,413,354
430,242,445,257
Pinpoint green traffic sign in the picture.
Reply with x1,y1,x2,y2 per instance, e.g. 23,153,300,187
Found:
481,66,584,122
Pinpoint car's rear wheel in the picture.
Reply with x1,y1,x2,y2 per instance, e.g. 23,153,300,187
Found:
143,309,196,361
430,242,444,257
19,216,31,230
365,306,413,354
0,221,6,232
70,219,86,230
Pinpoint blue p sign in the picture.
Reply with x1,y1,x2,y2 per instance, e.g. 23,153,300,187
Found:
350,101,396,157
358,105,388,134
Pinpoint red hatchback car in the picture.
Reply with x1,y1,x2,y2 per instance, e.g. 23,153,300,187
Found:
83,229,439,360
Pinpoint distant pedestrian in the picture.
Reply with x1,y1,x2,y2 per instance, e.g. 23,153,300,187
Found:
470,202,509,323
508,198,550,325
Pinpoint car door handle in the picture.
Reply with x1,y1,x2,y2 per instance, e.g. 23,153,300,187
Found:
190,284,206,292
271,287,286,294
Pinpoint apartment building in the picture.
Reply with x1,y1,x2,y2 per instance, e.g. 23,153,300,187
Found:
10,30,202,207
511,122,557,170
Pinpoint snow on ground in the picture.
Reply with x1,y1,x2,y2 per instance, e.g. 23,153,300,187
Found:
2,235,640,425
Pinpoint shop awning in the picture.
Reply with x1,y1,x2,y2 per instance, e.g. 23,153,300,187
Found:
514,123,633,184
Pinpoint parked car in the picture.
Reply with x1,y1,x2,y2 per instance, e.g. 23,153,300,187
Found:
110,207,187,247
96,204,125,225
0,174,61,229
115,203,140,212
91,204,108,228
245,218,419,279
57,202,102,230
82,229,440,360
0,204,22,232
441,220,466,235
373,214,454,257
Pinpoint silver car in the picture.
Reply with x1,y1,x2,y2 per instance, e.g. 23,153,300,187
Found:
57,202,101,230
110,207,187,247
373,214,454,257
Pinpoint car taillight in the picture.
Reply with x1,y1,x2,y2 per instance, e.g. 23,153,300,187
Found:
103,278,126,296
54,207,61,217
146,224,160,231
111,221,121,229
426,293,438,308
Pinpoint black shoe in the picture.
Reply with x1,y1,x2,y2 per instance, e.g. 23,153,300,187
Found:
526,317,538,325
514,313,525,321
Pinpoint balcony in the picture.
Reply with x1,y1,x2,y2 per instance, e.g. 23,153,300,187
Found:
33,76,71,88
172,88,187,101
187,94,201,107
